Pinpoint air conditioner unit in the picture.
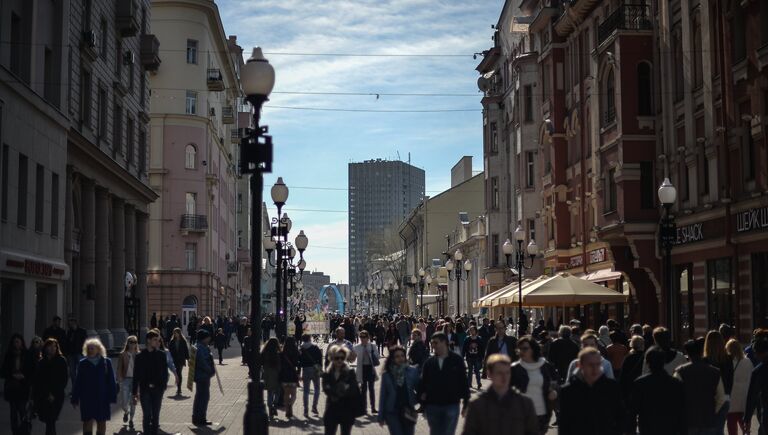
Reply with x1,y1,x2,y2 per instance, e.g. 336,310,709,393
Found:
123,51,135,65
82,30,97,48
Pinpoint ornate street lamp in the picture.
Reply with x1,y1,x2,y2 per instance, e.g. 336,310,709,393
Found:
446,249,472,317
658,177,677,340
240,46,274,435
503,224,538,337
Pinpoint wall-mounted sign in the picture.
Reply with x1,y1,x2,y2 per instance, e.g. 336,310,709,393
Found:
569,255,583,268
736,206,768,233
589,248,606,264
675,223,704,245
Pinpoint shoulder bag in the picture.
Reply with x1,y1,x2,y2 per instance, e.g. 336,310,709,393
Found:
370,344,380,367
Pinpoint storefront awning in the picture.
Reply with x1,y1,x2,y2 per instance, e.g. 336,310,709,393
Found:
583,268,623,283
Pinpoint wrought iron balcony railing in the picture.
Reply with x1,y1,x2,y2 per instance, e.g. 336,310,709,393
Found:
597,4,652,45
180,214,208,232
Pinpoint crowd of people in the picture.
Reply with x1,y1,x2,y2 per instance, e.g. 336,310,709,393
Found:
4,311,768,435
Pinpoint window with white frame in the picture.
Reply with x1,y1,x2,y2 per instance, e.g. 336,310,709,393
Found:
185,91,197,114
186,39,198,64
185,243,196,270
526,151,535,188
185,144,196,169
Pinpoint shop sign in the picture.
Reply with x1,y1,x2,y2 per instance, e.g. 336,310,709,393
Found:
589,248,606,264
736,206,768,233
569,255,583,268
675,223,704,245
5,259,65,277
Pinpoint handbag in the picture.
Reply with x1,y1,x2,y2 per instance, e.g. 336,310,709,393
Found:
370,345,380,367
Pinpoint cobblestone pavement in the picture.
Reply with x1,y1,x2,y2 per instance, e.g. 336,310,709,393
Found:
0,343,555,435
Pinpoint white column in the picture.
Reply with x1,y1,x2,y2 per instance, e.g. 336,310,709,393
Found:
136,212,148,338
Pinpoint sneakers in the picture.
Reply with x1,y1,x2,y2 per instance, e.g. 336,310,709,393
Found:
123,412,128,423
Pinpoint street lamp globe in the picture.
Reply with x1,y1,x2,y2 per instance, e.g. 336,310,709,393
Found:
658,177,677,205
411,275,418,285
387,278,394,288
445,259,454,272
514,224,526,242
527,239,539,257
425,274,432,285
288,247,296,259
454,249,463,261
502,239,514,256
464,261,472,272
419,267,425,277
271,177,289,206
263,235,276,251
297,259,306,271
295,230,308,251
241,47,275,99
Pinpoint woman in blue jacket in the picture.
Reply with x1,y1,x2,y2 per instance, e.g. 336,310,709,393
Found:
71,338,117,435
378,345,420,435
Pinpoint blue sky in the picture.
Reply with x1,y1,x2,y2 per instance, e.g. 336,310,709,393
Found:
218,0,501,283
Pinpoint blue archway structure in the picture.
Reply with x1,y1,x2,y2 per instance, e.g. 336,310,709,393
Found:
318,285,345,313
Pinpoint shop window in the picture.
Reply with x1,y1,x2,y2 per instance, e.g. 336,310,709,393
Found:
753,253,768,328
637,63,652,116
707,258,733,329
676,264,694,340
731,5,747,62
605,168,617,213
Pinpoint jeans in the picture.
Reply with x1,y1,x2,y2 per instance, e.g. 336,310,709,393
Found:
174,364,184,392
9,399,26,435
302,367,320,411
466,359,482,388
266,388,280,411
193,378,211,422
424,404,460,435
139,387,163,435
715,401,730,435
67,354,81,388
217,347,224,364
324,421,352,435
385,414,416,435
119,378,136,418
361,365,376,410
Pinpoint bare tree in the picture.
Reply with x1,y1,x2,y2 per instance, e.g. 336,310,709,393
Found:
364,223,406,306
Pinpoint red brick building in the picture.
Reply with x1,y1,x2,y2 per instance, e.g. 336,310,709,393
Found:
519,0,768,339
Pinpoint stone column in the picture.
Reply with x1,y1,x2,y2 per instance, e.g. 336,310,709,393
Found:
125,205,137,339
64,168,74,316
94,187,112,348
79,179,96,337
110,197,127,347
136,212,149,338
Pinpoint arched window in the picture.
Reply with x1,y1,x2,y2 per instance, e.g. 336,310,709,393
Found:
637,62,652,115
692,13,703,88
185,144,196,169
602,68,616,126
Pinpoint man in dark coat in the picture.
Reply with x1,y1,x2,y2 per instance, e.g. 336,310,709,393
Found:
483,322,518,377
42,316,66,347
559,348,624,435
133,330,169,435
418,332,470,435
626,346,685,435
548,325,581,384
744,338,768,433
64,317,87,386
673,337,725,434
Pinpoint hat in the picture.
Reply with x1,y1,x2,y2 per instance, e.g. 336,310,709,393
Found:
196,329,210,341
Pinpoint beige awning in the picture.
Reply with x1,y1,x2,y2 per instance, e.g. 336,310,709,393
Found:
521,272,628,307
473,279,532,308
495,275,556,306
584,268,623,283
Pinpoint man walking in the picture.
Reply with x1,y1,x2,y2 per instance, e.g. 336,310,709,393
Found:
548,325,580,384
193,330,216,426
64,316,87,387
462,326,485,389
418,332,470,435
396,316,410,348
461,354,538,435
483,321,517,377
674,337,726,434
744,338,768,433
353,331,379,414
42,316,66,345
132,330,169,435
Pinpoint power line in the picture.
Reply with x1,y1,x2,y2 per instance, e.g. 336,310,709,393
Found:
263,52,474,58
265,105,479,113
272,91,478,97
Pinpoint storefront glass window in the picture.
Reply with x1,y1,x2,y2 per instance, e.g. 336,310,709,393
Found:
707,258,733,329
677,264,694,339
752,253,768,329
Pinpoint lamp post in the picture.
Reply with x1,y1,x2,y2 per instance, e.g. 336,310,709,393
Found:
658,177,677,340
424,273,432,317
239,46,275,435
503,224,538,337
446,249,472,318
417,268,426,316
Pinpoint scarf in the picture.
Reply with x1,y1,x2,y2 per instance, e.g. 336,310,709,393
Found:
87,356,101,366
391,363,407,387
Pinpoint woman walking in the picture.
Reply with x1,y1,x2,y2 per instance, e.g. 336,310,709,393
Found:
726,338,753,435
169,328,190,396
511,336,559,434
378,345,419,435
71,338,117,435
353,330,380,414
322,345,363,435
704,330,735,434
1,334,33,435
279,336,301,418
261,338,282,418
385,323,400,350
33,338,68,435
375,320,387,355
214,328,227,365
116,336,138,430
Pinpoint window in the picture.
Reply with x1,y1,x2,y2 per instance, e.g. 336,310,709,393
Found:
43,47,56,104
139,68,146,106
185,144,196,169
112,101,122,157
237,193,243,213
640,162,654,209
707,258,733,328
676,264,694,339
744,128,755,181
710,6,721,77
491,234,500,267
83,0,92,30
185,192,196,215
490,122,498,153
605,168,617,212
491,177,499,210
1,144,7,220
523,85,533,122
732,5,747,62
762,3,768,46
528,219,536,242
115,38,122,76
185,91,197,114
526,151,535,188
51,172,58,237
17,154,28,227
542,63,550,103
752,253,768,329
691,13,703,89
128,58,134,91
126,115,134,165
98,86,108,140
81,69,92,128
10,13,22,77
35,164,44,232
637,63,652,116
100,17,108,59
603,69,616,126
672,26,684,101
138,130,146,175
185,243,197,271
187,40,198,64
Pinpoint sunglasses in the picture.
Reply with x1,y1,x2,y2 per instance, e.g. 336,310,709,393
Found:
333,356,345,361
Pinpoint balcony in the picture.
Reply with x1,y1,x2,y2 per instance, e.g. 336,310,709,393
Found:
140,34,160,72
207,68,224,91
230,128,242,144
227,261,239,275
116,0,140,37
180,214,208,232
597,4,651,46
80,30,98,61
222,106,234,124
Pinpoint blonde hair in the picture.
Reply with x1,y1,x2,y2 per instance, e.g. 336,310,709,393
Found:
121,335,138,354
83,338,107,357
726,338,745,361
485,353,512,373
578,347,601,363
326,345,349,372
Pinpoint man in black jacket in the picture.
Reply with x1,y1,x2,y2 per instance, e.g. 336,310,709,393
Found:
133,330,169,435
627,346,685,435
560,348,623,435
419,332,470,435
483,322,517,377
548,325,580,384
462,326,485,389
42,316,66,347
744,338,768,433
64,316,87,387
673,337,725,433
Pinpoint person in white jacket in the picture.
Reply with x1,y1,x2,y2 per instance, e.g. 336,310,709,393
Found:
726,338,753,435
353,330,380,414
